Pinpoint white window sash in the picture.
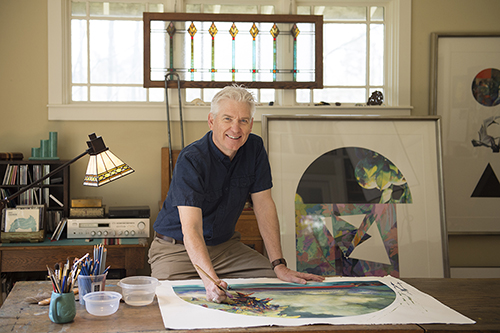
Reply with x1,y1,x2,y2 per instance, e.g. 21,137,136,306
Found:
47,0,411,121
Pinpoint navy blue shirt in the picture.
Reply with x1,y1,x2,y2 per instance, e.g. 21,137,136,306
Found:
153,131,272,246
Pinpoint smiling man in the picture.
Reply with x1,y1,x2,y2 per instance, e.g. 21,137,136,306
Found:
149,85,323,304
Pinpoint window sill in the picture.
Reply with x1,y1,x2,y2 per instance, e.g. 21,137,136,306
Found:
48,104,413,122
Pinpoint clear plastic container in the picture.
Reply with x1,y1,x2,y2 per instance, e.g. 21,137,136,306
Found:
118,276,159,306
83,291,121,316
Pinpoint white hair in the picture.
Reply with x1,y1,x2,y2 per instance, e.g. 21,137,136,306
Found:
210,85,256,118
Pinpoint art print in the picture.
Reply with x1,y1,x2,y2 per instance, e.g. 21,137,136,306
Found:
156,276,474,329
2,205,44,232
262,116,448,278
430,34,500,233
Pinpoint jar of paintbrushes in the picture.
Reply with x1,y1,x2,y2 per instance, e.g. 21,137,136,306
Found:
46,257,80,323
77,244,110,305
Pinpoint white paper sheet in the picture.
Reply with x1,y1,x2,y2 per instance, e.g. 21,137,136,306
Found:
156,276,475,329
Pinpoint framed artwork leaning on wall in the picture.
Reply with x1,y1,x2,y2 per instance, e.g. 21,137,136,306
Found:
430,33,500,234
262,115,449,278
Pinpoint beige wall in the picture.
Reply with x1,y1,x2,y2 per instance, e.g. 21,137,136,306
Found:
411,0,500,116
1,0,499,276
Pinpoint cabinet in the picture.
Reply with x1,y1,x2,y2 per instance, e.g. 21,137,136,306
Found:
235,210,264,255
0,160,70,238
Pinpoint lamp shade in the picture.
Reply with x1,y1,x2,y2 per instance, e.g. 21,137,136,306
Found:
0,133,134,213
83,149,134,187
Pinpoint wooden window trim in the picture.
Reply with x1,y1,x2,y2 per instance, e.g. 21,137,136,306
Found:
143,12,323,89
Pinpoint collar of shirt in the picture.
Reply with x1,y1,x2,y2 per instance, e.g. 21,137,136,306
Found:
208,131,239,169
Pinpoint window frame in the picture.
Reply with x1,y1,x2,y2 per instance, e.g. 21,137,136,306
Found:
47,0,411,121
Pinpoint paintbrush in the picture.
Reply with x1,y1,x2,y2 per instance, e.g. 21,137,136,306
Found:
37,288,79,306
194,264,238,298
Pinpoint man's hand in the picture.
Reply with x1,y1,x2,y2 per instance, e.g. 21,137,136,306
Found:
204,279,229,303
273,265,325,284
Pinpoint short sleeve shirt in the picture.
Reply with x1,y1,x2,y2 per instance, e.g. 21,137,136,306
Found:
153,131,272,246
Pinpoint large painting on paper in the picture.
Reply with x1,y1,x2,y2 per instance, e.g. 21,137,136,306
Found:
156,276,474,329
173,280,395,318
262,116,448,278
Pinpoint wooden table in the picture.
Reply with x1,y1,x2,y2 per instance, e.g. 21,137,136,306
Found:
0,278,498,332
0,238,148,277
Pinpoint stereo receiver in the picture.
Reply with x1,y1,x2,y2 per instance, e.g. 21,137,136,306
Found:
66,218,150,239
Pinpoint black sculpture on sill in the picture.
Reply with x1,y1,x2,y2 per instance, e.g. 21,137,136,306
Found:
367,91,384,106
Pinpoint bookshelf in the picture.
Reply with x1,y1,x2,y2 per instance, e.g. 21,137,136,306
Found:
0,160,70,234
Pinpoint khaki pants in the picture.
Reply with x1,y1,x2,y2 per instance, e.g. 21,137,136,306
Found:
148,232,276,280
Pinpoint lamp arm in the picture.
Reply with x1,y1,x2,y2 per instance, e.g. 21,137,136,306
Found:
1,149,90,206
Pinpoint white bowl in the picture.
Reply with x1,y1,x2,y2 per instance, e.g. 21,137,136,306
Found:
118,276,159,306
83,291,121,316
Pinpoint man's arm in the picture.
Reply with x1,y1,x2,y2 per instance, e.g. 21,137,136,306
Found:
250,189,324,284
178,206,228,302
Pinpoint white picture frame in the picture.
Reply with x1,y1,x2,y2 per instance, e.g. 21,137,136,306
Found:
430,33,500,234
262,115,449,278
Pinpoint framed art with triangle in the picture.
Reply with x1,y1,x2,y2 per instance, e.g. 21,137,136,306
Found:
430,33,500,233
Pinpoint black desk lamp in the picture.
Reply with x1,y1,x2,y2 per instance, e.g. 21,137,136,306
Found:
0,133,134,211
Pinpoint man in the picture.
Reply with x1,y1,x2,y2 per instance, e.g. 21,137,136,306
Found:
149,85,324,303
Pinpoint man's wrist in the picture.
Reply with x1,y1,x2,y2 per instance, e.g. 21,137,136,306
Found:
271,258,287,270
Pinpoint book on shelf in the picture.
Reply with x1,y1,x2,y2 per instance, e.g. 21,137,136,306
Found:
1,164,9,185
69,206,105,218
71,197,102,208
27,168,40,205
11,165,18,185
43,188,50,207
0,188,15,208
49,194,64,207
19,165,28,185
19,165,29,205
32,165,42,205
2,165,19,185
51,218,67,241
47,210,63,233
41,165,51,206
42,165,50,185
0,152,23,160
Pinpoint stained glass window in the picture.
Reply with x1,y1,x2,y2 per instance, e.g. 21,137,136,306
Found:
144,13,323,89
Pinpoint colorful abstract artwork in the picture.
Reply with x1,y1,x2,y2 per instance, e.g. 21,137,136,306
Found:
472,68,500,107
295,147,410,277
157,276,475,329
173,280,395,318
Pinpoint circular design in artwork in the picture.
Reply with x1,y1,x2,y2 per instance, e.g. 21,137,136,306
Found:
471,68,500,107
174,280,396,318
